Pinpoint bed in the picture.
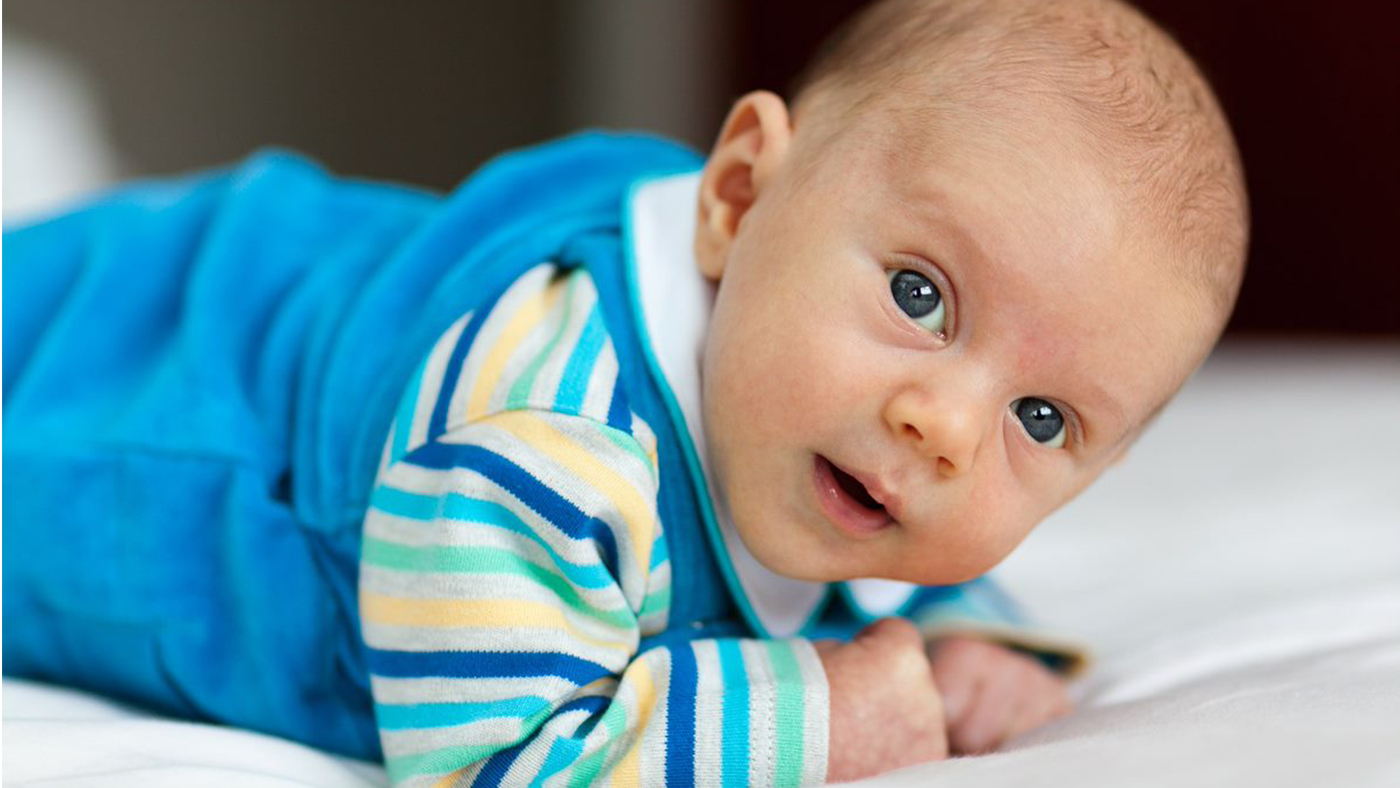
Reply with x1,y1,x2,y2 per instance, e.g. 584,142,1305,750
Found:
6,340,1398,786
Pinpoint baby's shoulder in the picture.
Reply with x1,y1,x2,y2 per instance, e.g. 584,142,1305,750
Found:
383,262,657,464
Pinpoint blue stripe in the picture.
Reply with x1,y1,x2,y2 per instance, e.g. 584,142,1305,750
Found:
716,639,751,786
375,697,548,730
558,694,609,739
605,375,631,432
427,297,496,441
530,735,585,788
367,648,611,684
474,694,609,787
664,643,700,785
473,739,527,788
649,530,669,571
390,355,428,463
406,442,621,575
370,485,615,590
555,694,609,723
487,699,607,788
554,304,606,414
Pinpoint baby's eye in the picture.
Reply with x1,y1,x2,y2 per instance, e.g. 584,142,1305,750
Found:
888,269,946,336
1012,397,1067,448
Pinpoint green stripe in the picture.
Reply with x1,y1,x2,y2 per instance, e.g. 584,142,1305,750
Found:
765,641,806,787
363,537,633,629
369,485,615,590
507,273,579,409
385,741,503,782
384,698,567,782
520,700,557,736
568,690,628,788
602,426,657,483
637,584,672,621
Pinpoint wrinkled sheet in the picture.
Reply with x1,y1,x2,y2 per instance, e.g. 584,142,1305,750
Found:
6,341,1400,787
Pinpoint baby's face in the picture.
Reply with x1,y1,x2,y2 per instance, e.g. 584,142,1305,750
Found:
698,103,1216,585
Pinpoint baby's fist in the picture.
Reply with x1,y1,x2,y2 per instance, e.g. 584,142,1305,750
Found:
928,635,1072,754
816,618,949,783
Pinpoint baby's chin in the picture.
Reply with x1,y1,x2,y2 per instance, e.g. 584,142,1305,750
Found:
733,524,856,582
734,524,916,584
736,518,1007,587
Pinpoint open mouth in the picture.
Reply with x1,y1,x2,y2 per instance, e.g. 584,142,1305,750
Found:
813,455,892,536
830,462,884,511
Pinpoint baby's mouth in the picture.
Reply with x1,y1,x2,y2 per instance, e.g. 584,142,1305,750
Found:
813,455,892,536
831,462,883,510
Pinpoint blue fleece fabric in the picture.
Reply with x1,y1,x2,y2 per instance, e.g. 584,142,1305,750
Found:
2,133,713,759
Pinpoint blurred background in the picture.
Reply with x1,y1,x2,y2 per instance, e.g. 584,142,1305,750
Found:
4,0,1397,336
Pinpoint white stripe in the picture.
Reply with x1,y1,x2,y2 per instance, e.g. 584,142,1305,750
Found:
636,648,671,785
380,716,524,758
370,674,597,707
579,341,621,423
445,263,559,425
691,640,724,780
528,272,602,409
740,639,777,788
793,638,830,785
405,311,471,452
358,558,629,614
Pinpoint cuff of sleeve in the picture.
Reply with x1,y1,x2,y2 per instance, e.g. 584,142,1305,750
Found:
732,638,829,787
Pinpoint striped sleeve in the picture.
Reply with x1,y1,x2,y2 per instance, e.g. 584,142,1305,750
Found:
360,263,827,786
906,579,1090,676
361,410,828,787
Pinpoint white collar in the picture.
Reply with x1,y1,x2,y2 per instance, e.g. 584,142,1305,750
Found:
626,171,918,637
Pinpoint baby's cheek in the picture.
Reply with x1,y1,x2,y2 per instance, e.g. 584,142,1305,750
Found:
937,492,1033,581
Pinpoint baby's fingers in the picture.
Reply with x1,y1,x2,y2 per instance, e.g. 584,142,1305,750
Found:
947,677,1019,754
952,666,1072,754
1004,679,1072,742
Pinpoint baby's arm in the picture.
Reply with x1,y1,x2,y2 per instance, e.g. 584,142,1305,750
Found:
361,409,828,787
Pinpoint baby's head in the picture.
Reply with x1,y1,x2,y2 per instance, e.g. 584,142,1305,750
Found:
691,0,1248,584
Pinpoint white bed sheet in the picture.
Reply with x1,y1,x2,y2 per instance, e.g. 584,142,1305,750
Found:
6,340,1400,787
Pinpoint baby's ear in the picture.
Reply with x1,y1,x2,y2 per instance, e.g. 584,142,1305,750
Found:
694,90,792,281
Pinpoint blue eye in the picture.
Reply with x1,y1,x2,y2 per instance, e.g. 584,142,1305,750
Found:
1012,397,1067,448
888,269,946,335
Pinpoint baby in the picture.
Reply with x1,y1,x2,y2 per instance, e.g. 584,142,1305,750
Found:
3,0,1246,785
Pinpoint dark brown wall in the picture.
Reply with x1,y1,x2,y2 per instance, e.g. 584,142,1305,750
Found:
727,0,1400,336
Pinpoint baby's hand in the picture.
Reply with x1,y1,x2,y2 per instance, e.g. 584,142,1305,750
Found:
927,635,1072,754
814,618,948,783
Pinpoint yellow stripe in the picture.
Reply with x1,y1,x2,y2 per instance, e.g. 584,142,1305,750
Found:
613,658,659,788
463,276,569,421
490,411,655,575
360,594,629,657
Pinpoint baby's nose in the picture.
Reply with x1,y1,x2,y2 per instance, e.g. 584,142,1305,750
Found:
883,388,984,478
